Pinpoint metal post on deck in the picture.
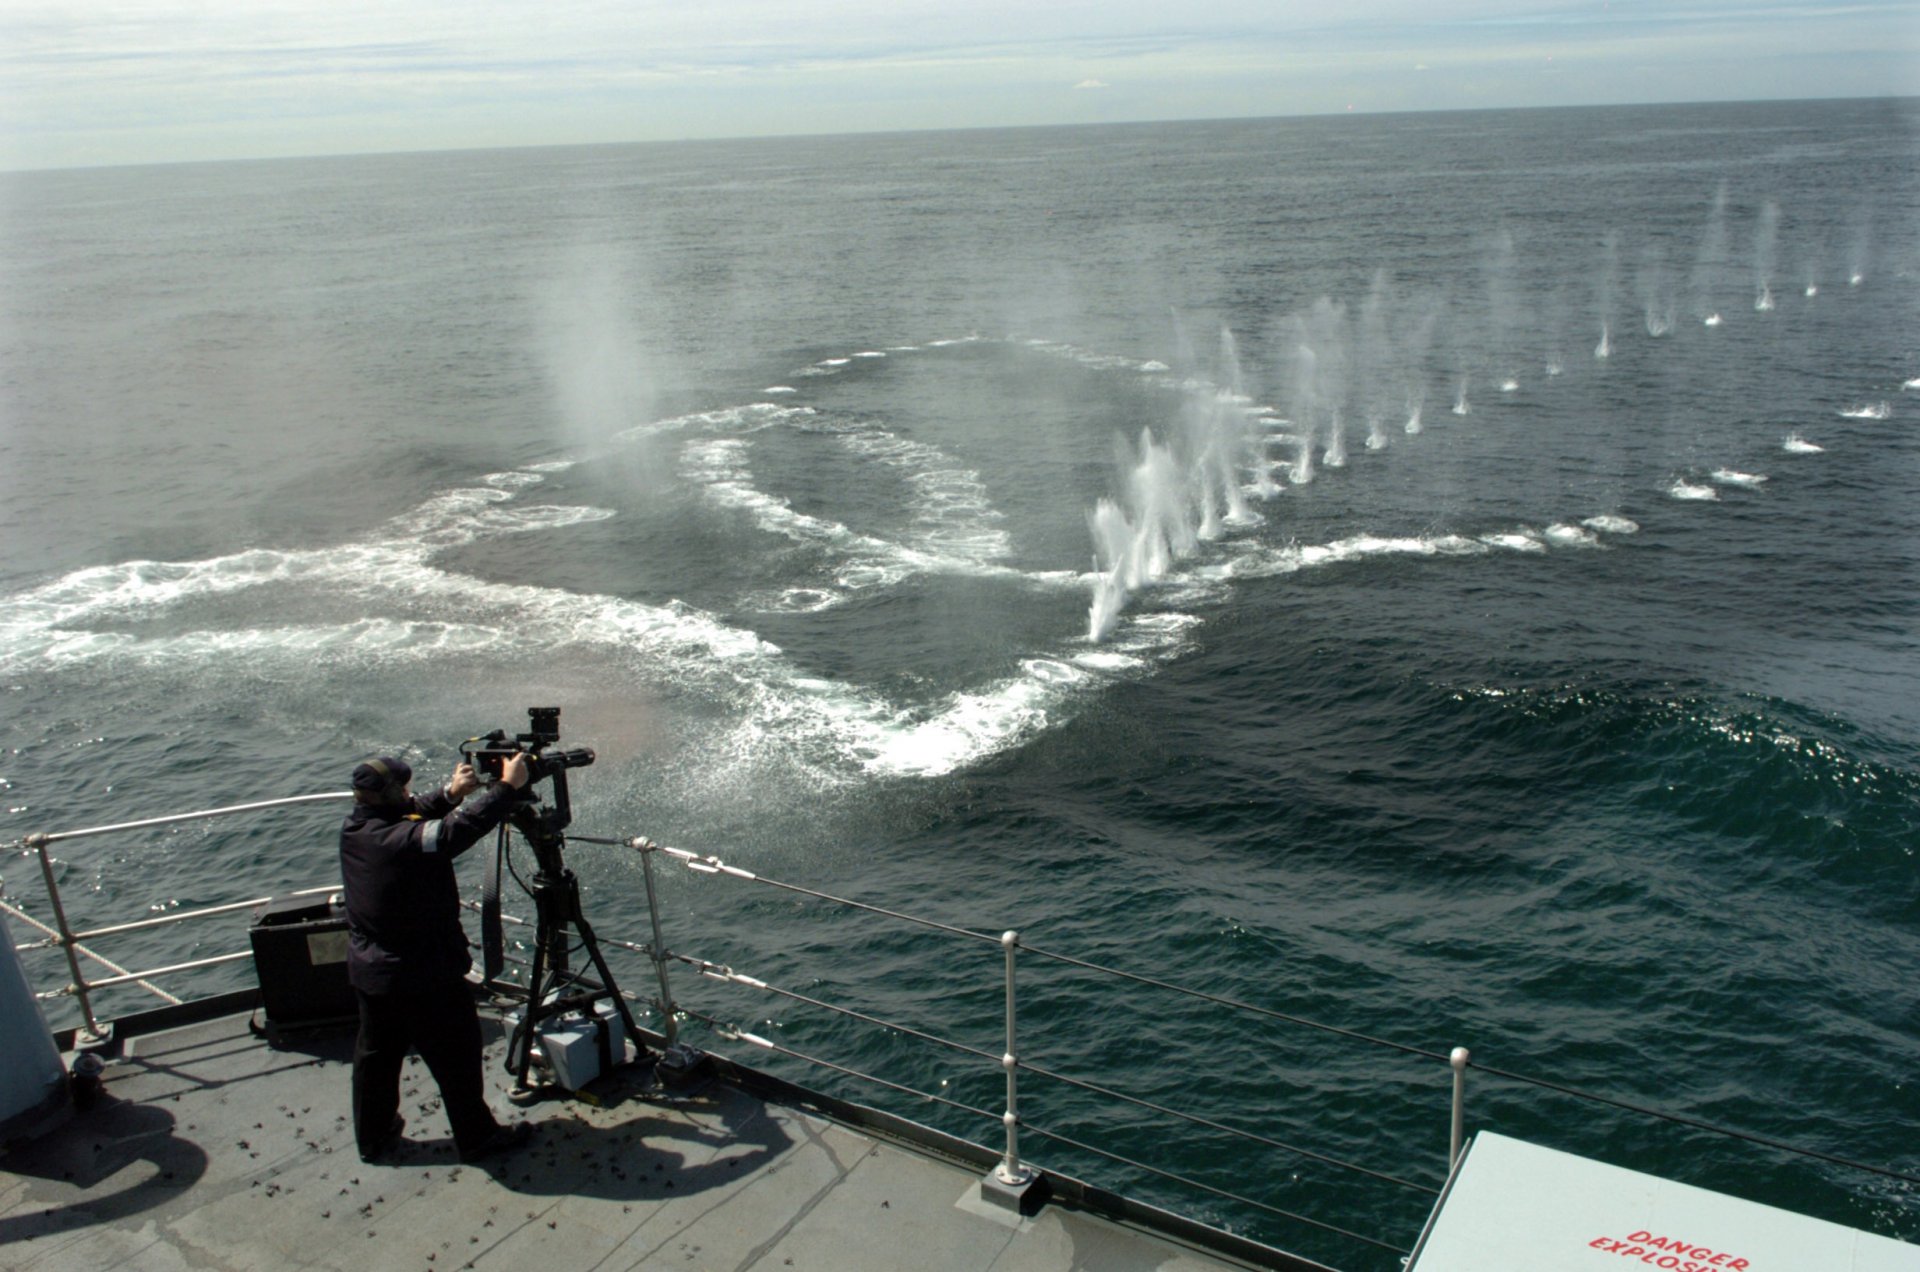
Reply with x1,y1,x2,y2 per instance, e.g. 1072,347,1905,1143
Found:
981,928,1040,1213
29,835,108,1045
633,838,680,1049
1449,1046,1470,1169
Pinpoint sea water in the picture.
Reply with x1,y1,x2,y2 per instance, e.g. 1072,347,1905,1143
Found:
2,99,1916,1267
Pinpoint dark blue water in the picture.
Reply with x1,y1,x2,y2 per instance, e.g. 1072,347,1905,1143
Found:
3,100,1917,1268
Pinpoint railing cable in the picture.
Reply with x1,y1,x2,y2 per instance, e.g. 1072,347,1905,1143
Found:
675,1005,1001,1125
669,952,1001,1066
673,1003,1406,1258
1016,1055,1440,1195
671,941,1433,1196
619,843,1919,1191
11,792,352,849
624,840,1000,947
1017,1119,1409,1256
0,895,182,1005
1019,940,1450,1065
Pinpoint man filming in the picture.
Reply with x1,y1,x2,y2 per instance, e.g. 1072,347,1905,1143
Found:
340,751,536,1164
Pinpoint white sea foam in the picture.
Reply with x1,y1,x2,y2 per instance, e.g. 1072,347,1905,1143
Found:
1783,434,1824,454
1904,377,1920,391
681,438,890,572
0,449,1107,782
1545,523,1600,547
741,587,841,615
1709,469,1768,488
1582,515,1639,535
1839,402,1890,420
1021,658,1085,685
680,430,1051,600
837,431,1011,564
1071,649,1146,673
847,676,1053,777
764,385,797,395
613,402,814,442
1669,481,1719,501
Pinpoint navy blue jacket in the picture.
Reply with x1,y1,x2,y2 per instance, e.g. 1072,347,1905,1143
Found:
339,782,520,994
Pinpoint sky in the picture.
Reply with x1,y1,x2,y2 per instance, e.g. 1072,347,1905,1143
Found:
1,0,1916,171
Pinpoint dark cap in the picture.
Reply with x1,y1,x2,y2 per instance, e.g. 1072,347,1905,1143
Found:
351,756,413,804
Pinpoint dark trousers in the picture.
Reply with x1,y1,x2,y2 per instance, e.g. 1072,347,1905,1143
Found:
352,984,500,1156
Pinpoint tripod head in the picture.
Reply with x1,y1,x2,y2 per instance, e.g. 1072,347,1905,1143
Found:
507,777,574,879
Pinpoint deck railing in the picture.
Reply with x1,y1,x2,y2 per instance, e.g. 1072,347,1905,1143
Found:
6,798,1916,1270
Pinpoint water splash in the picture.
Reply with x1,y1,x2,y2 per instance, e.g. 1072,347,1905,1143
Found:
1596,231,1620,361
1088,429,1201,641
1689,181,1731,322
1753,200,1780,313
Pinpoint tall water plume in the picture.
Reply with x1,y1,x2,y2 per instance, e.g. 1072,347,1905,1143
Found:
1181,328,1258,539
1596,231,1620,358
1398,297,1438,432
1483,227,1524,389
1754,200,1781,311
1359,272,1395,451
1639,242,1676,336
1846,206,1872,285
1087,324,1260,641
537,246,662,461
1689,182,1731,324
1284,299,1353,470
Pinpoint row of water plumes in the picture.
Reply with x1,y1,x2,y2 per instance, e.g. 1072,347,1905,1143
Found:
1083,187,1890,641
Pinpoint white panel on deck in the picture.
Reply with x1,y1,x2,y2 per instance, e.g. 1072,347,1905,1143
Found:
1407,1132,1919,1272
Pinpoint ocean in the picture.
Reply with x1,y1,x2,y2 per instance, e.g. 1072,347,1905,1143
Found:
2,98,1916,1268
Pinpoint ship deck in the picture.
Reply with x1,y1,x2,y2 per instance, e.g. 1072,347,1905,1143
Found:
0,1001,1314,1272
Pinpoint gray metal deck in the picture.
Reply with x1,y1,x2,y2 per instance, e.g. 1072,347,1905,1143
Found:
0,1006,1305,1271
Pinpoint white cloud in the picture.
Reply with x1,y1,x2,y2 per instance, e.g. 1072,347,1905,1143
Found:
1074,78,1110,89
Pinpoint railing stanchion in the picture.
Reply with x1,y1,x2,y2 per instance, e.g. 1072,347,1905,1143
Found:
1449,1046,1470,1169
987,928,1037,1200
29,834,107,1045
634,838,680,1049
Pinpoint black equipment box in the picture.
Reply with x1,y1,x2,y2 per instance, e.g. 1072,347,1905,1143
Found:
249,894,354,1030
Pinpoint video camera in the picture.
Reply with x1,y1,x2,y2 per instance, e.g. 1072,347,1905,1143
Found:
460,706,596,789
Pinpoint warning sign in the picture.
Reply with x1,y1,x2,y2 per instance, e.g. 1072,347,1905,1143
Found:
1405,1133,1920,1272
1588,1232,1752,1270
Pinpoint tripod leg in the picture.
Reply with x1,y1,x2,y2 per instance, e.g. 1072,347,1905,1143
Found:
509,920,552,1093
569,902,645,1051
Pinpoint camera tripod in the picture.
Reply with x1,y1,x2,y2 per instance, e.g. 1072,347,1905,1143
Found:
484,776,642,1099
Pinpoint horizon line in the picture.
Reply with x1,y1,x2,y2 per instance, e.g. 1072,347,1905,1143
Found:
5,91,1913,178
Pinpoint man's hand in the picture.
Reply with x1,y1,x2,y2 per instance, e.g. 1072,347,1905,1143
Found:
500,752,531,789
447,762,481,800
